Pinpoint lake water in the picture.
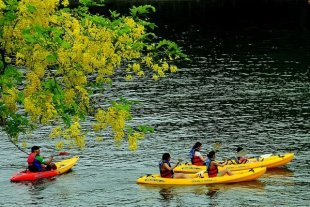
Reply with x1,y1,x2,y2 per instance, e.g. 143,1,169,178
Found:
1,1,310,206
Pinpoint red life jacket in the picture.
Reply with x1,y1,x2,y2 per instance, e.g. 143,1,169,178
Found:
27,153,36,166
192,155,205,166
159,160,174,178
207,161,218,177
238,156,248,164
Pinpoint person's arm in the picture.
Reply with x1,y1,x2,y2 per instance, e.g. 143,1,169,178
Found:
35,155,48,168
44,155,54,165
199,156,207,162
196,151,207,162
214,160,228,167
163,161,180,171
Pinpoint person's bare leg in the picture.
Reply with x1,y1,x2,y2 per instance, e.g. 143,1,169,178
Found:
219,169,233,176
174,173,190,178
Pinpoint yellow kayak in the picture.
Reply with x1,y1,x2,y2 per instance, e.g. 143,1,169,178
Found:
55,156,79,175
174,153,294,174
137,167,266,185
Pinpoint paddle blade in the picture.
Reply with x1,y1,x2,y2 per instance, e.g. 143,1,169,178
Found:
236,149,248,157
212,142,222,151
58,152,70,156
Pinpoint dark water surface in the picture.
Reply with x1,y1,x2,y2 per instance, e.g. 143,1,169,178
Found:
1,1,310,206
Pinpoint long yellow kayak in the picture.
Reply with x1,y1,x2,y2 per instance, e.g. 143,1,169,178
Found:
174,153,294,174
137,167,266,185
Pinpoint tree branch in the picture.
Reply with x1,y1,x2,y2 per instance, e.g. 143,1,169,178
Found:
8,137,29,155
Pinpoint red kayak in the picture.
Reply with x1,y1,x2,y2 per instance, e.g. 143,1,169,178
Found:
10,156,79,182
10,170,58,182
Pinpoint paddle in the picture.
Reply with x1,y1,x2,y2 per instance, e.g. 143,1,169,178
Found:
56,151,70,156
212,142,222,152
228,148,249,164
236,148,248,158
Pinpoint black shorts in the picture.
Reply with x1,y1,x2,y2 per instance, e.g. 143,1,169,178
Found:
45,164,52,171
28,166,39,172
28,165,53,172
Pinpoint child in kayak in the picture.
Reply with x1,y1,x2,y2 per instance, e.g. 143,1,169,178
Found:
189,142,208,166
27,146,57,172
159,153,190,178
206,151,233,177
236,146,249,164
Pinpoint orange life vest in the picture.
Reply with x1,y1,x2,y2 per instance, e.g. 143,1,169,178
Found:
159,160,174,178
27,152,36,166
207,159,218,177
192,155,205,166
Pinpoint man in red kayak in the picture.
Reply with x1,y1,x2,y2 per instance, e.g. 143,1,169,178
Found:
27,146,57,172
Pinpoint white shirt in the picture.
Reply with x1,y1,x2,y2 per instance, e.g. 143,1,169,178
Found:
194,151,202,157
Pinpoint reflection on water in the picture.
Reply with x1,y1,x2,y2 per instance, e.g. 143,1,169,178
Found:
159,187,174,200
265,168,294,178
27,177,57,192
206,186,219,198
139,179,266,201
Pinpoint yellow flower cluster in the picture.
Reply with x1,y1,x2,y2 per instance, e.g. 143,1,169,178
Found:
64,89,75,105
24,94,58,124
75,86,90,111
21,139,28,148
55,141,64,150
2,87,18,112
49,126,62,138
24,72,41,97
93,106,131,143
125,63,145,80
16,52,25,66
24,97,41,122
128,132,145,151
62,0,69,7
63,121,85,149
96,136,104,142
41,102,57,124
0,0,6,10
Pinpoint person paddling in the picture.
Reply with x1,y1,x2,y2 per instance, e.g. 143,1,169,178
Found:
189,142,208,166
236,146,249,164
159,153,190,178
206,151,233,177
27,146,57,172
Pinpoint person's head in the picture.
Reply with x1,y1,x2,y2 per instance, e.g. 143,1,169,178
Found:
207,151,216,159
236,146,243,153
192,142,202,150
31,146,40,154
162,153,171,161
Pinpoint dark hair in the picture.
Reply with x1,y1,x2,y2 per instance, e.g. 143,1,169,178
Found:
192,142,202,150
236,146,243,152
162,153,171,161
31,146,40,153
207,151,216,159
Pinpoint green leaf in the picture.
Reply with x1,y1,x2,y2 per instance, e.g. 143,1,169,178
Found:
23,34,36,43
3,11,17,23
130,5,156,18
46,54,58,63
26,4,37,13
0,60,4,70
137,125,154,133
110,10,120,18
61,41,72,49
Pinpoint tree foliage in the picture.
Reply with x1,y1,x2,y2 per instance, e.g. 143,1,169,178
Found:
0,0,185,151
